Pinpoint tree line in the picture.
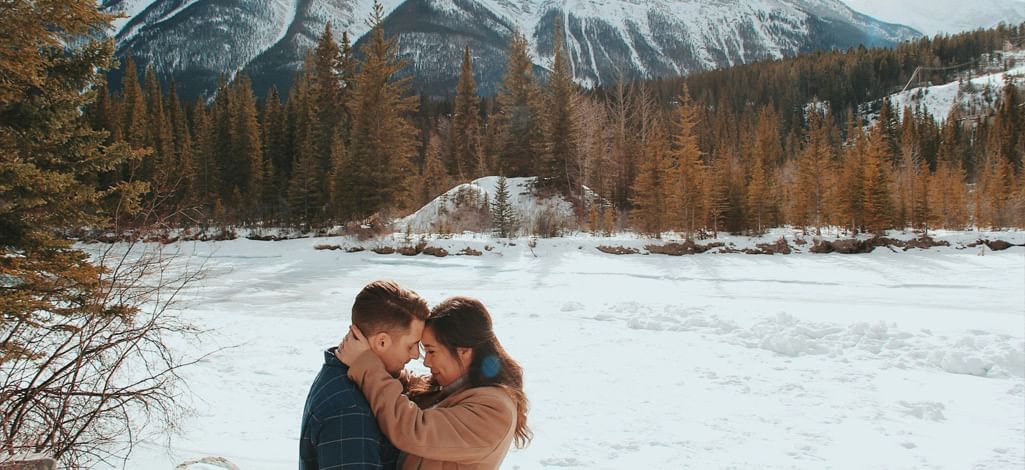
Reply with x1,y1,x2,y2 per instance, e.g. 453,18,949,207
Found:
87,14,1025,235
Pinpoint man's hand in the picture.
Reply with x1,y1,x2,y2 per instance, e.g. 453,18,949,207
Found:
335,325,369,366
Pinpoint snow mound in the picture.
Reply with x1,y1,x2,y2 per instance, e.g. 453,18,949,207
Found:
395,176,576,235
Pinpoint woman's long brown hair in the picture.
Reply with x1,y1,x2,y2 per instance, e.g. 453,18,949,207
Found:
422,296,533,448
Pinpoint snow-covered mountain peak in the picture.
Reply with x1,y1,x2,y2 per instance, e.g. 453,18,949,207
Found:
103,0,922,98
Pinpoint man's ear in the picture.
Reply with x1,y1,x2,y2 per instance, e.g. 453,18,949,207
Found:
369,332,391,353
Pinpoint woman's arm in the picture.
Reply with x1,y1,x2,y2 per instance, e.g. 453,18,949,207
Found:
347,351,515,463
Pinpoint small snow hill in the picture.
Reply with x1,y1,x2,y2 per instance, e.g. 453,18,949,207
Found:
395,177,578,235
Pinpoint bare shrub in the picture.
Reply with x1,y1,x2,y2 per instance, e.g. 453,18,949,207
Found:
430,187,491,234
529,207,567,238
1,239,210,467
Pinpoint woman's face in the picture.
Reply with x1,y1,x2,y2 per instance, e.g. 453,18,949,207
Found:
421,327,470,387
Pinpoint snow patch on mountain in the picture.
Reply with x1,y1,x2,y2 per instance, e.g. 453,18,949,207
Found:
100,0,160,34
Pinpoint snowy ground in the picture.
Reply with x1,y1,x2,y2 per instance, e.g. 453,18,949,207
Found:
97,229,1025,469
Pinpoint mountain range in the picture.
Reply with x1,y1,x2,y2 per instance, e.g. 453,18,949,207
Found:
101,0,931,98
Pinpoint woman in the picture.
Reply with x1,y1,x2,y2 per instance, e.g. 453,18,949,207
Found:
337,296,531,469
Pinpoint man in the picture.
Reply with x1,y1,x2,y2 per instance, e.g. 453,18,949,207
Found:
300,280,428,469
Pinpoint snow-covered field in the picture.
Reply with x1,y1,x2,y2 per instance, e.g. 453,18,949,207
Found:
101,229,1024,469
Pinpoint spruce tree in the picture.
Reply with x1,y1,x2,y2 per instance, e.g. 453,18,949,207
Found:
668,84,705,235
312,24,345,175
746,107,782,233
795,108,833,233
451,46,483,181
630,123,670,237
490,176,517,237
288,73,322,227
120,55,147,150
834,115,866,232
230,75,264,222
929,160,968,229
143,66,172,184
190,97,219,208
421,131,451,205
261,86,287,219
861,124,895,234
327,127,349,220
0,1,175,463
343,0,419,219
166,81,194,208
211,75,233,202
708,149,734,236
494,31,543,177
540,17,577,192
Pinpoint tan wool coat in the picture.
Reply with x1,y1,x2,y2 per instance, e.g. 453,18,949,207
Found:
347,351,517,470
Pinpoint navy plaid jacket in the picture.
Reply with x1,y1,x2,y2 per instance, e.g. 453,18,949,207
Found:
300,348,397,470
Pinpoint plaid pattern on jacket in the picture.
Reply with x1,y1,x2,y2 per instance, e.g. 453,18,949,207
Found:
300,348,397,469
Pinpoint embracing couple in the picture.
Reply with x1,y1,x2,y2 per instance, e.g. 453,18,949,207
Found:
299,280,531,469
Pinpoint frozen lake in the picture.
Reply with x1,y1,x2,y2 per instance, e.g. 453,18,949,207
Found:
111,232,1025,469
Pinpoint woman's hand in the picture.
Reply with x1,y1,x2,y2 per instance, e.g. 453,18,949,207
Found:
335,325,369,366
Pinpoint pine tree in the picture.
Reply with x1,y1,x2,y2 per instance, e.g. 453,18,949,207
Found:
877,97,899,162
421,131,451,205
451,46,483,181
91,81,122,143
143,66,173,185
327,127,349,220
166,81,194,208
494,30,543,177
491,176,517,237
211,74,233,202
606,77,635,209
977,145,1015,228
539,17,577,192
707,149,734,237
929,160,968,229
190,97,219,209
312,23,346,176
667,84,706,235
794,107,833,233
631,123,671,237
994,76,1022,171
343,0,419,219
0,2,163,463
834,115,866,232
230,75,264,222
861,124,895,234
261,86,287,220
746,107,782,233
120,55,147,150
288,73,322,227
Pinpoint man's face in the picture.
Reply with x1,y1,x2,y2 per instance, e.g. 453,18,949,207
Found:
372,319,425,377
